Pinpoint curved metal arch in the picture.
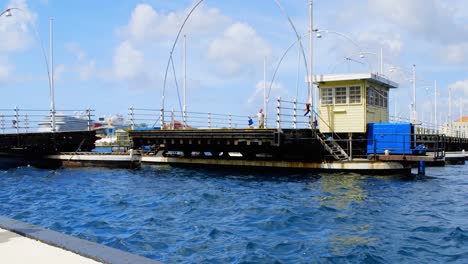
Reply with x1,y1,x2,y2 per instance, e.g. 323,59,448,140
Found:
2,7,52,93
161,0,310,112
267,29,368,101
267,32,309,100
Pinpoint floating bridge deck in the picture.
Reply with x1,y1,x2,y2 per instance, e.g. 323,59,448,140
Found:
0,131,97,153
130,128,327,161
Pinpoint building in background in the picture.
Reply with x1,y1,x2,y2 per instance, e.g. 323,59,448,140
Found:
442,116,468,138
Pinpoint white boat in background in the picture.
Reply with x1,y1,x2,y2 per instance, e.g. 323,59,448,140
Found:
37,113,90,132
93,114,131,147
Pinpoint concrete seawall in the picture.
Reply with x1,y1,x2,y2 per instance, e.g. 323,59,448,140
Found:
0,216,160,264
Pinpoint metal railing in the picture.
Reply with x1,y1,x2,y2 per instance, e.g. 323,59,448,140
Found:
275,98,312,129
390,115,468,138
0,108,94,134
128,107,246,129
131,98,314,130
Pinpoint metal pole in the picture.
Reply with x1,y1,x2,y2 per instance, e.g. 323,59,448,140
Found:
183,34,187,127
86,108,91,131
380,47,383,75
449,87,452,136
434,80,437,133
160,108,164,129
277,97,281,129
412,64,416,124
171,108,175,130
228,114,232,129
50,17,56,132
208,112,211,128
24,114,29,133
130,106,135,130
263,56,267,128
14,107,19,134
293,99,297,129
309,0,314,114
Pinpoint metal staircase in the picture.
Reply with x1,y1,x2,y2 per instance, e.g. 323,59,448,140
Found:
315,132,349,161
308,110,350,161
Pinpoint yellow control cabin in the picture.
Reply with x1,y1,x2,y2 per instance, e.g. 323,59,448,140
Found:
315,73,398,133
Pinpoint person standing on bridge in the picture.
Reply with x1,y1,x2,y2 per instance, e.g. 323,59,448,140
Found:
257,108,265,129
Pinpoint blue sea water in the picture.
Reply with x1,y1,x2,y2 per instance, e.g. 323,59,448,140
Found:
0,165,467,263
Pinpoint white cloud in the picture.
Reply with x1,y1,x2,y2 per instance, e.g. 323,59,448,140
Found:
77,60,96,81
449,79,468,96
208,23,272,76
442,43,468,64
333,0,468,66
54,64,66,82
0,0,36,52
0,56,11,81
369,0,467,43
357,31,403,55
248,80,285,104
65,42,96,81
118,3,230,43
66,42,86,61
112,41,145,80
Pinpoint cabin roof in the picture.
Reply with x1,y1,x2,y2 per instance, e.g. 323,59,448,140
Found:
314,73,399,88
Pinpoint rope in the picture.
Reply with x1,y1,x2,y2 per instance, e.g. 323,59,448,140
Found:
45,137,87,178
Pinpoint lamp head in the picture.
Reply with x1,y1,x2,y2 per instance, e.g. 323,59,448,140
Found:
359,54,365,58
5,9,12,17
316,32,322,38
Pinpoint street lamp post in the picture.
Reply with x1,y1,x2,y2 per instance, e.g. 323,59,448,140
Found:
448,87,452,136
1,7,56,132
434,80,438,133
314,29,364,54
267,28,366,115
49,18,56,132
411,64,417,124
309,0,314,119
0,8,13,17
387,65,418,124
358,48,384,75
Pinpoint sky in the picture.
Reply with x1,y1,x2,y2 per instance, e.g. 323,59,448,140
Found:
0,0,467,125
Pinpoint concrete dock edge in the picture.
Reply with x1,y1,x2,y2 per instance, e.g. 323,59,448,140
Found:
0,216,160,264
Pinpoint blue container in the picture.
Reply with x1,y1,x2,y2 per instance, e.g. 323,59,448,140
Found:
367,123,414,155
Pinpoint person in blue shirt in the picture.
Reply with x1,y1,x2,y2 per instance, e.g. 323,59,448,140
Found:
248,116,254,128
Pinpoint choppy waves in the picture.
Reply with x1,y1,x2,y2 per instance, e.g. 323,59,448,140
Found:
0,165,467,263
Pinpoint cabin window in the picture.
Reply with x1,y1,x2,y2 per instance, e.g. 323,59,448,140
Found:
383,90,388,107
335,87,347,104
349,86,361,104
366,86,388,108
321,88,333,105
376,89,382,106
367,86,375,106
